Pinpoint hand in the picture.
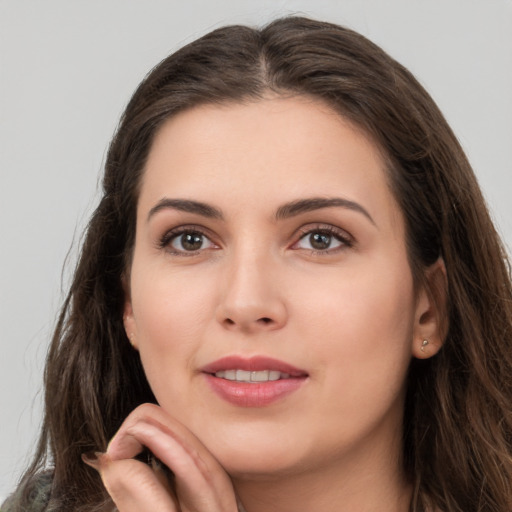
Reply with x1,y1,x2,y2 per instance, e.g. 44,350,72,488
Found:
83,403,240,512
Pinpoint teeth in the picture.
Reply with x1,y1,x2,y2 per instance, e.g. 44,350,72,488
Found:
252,370,269,382
237,369,251,381
224,369,236,380
214,369,292,383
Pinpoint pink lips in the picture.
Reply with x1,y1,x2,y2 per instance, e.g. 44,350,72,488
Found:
201,356,308,407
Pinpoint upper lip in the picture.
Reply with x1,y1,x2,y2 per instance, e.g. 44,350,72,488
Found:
201,355,308,377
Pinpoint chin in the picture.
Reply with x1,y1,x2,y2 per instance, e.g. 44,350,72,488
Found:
218,449,304,481
196,420,312,479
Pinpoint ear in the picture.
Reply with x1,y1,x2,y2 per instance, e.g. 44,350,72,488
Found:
411,258,448,359
122,274,139,351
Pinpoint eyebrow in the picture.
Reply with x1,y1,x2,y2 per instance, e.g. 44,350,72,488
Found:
275,197,376,225
147,198,223,221
147,196,375,226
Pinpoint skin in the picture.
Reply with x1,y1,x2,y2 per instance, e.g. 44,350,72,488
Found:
94,96,444,512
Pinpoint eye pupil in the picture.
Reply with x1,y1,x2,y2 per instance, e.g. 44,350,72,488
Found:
310,232,331,250
181,233,203,251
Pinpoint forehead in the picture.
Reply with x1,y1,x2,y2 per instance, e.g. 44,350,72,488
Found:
139,96,399,226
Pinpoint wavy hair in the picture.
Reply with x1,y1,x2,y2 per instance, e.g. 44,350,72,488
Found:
11,16,512,512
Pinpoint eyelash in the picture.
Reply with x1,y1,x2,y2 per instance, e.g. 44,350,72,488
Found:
158,224,354,256
293,224,354,255
158,226,218,256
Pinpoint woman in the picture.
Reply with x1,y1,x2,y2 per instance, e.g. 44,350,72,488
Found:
3,16,512,512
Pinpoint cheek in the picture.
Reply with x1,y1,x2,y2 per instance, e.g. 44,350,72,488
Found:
129,263,217,391
132,262,212,334
295,260,415,393
281,267,415,455
299,258,414,331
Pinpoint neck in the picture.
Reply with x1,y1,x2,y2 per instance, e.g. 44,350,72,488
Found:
232,430,411,512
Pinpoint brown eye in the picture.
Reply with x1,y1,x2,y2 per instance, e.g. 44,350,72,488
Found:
293,227,352,253
170,231,213,252
309,232,332,250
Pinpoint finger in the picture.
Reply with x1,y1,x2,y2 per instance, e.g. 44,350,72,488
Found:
107,404,238,512
152,457,175,496
110,417,236,511
98,455,180,512
108,404,212,470
108,404,231,491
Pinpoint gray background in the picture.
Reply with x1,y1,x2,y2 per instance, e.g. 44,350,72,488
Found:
1,0,511,500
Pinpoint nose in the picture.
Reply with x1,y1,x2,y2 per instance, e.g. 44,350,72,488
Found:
215,250,288,333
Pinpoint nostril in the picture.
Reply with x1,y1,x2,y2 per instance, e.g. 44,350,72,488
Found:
220,316,279,329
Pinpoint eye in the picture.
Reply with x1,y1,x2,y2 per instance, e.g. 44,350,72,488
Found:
292,226,353,254
160,228,217,255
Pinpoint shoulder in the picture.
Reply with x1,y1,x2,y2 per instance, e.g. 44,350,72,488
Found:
1,471,53,512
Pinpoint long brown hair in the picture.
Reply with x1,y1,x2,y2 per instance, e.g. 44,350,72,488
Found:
11,16,512,512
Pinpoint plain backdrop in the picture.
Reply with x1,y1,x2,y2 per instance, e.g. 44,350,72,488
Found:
1,0,511,499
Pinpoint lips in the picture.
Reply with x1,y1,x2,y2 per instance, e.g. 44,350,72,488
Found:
214,369,290,382
201,356,308,407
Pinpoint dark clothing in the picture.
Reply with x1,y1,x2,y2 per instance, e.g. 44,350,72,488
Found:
1,471,52,512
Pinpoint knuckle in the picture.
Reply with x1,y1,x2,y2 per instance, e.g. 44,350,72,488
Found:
103,459,160,501
102,460,135,498
131,402,161,422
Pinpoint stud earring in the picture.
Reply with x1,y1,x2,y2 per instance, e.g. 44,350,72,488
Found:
421,339,429,352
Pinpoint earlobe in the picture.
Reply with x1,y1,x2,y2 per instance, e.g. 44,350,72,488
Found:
122,276,139,351
412,258,448,360
414,337,437,359
123,308,139,350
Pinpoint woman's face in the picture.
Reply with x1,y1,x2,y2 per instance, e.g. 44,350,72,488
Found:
124,96,439,478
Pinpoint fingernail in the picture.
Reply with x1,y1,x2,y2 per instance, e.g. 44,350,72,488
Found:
81,451,109,471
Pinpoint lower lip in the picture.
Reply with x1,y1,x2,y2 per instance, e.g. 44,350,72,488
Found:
203,374,306,407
